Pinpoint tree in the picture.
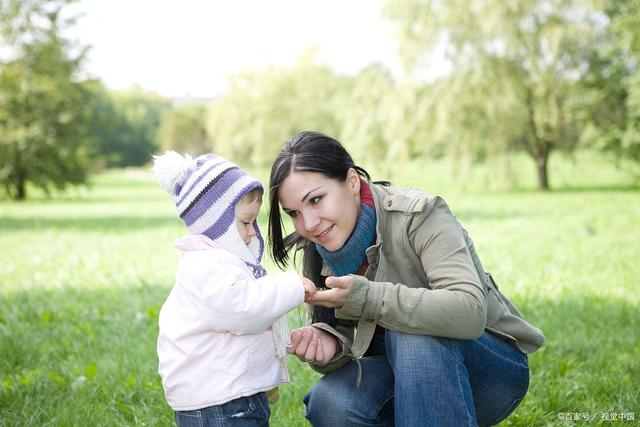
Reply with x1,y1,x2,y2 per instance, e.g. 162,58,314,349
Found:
0,0,92,199
83,80,130,168
83,84,170,168
582,0,640,177
205,50,434,172
384,0,606,189
337,64,397,171
335,64,435,179
157,103,211,156
106,88,169,167
205,51,347,167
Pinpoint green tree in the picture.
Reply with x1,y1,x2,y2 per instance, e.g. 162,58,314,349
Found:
384,0,605,189
82,80,129,168
83,84,170,168
336,64,434,179
0,0,92,199
107,88,169,167
338,64,396,170
157,103,211,156
582,0,640,177
206,51,347,167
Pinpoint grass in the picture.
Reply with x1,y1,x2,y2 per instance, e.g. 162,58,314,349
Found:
0,151,638,426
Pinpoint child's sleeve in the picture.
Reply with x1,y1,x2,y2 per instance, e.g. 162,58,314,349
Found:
180,251,304,334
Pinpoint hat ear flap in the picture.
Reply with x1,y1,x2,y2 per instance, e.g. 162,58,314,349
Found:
152,151,193,194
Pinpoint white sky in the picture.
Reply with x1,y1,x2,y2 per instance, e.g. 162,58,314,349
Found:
71,0,404,98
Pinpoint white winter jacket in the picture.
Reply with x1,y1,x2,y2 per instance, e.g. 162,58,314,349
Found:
157,234,305,411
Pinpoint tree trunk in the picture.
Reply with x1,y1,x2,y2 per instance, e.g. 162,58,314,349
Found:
523,86,553,191
14,163,27,200
13,144,27,200
535,151,550,191
16,177,26,200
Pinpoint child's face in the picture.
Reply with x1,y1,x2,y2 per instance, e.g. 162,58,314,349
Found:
235,198,261,245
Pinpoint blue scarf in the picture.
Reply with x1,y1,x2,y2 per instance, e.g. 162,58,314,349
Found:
315,204,377,276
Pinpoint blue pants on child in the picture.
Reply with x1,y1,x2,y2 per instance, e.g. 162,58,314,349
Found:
175,392,269,427
303,330,529,427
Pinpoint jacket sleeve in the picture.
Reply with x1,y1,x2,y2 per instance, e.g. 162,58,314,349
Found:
307,319,356,374
336,198,487,339
179,251,305,334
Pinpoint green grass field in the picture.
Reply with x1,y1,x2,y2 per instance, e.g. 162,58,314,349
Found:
1,152,638,426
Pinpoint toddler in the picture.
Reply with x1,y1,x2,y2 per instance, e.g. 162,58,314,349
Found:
153,151,315,426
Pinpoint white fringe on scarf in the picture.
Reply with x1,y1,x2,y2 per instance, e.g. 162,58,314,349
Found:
272,315,292,359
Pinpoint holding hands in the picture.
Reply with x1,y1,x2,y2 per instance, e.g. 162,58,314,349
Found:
287,275,354,365
307,275,353,308
301,277,316,303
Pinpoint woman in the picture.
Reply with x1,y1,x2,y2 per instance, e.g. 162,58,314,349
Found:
267,131,544,427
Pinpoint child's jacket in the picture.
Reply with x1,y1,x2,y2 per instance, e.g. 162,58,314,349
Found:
157,234,304,411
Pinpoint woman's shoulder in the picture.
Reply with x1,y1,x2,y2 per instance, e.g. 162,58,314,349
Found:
370,182,446,215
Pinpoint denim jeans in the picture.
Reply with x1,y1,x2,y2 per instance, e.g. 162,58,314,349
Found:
175,392,270,427
304,331,529,427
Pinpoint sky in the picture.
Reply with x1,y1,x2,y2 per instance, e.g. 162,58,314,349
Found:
71,0,404,98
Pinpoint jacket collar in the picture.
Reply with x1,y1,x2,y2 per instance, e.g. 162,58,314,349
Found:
320,183,429,276
174,234,220,251
369,184,387,247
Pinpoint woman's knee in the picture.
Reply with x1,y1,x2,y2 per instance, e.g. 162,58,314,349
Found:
303,358,394,426
386,330,462,368
303,379,352,425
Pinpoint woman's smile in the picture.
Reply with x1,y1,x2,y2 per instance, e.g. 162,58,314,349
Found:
315,224,334,242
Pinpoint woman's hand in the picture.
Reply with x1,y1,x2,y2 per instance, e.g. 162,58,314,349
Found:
288,326,339,366
308,275,353,308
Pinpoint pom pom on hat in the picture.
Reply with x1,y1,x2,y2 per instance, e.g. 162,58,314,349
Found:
152,151,193,194
152,151,264,262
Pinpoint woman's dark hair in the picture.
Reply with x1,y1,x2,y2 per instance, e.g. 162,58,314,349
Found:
267,131,372,326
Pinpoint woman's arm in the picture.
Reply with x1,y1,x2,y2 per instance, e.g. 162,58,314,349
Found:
313,199,488,339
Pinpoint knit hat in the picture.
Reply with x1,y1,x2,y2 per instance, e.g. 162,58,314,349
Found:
152,151,265,266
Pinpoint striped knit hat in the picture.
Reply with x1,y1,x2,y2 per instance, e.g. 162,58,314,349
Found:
152,151,265,267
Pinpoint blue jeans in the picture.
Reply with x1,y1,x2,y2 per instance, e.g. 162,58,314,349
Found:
304,331,529,427
175,393,270,427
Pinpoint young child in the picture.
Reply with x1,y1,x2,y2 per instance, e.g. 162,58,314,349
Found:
152,151,315,426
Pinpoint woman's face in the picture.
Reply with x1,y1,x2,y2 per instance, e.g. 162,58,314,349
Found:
278,169,361,252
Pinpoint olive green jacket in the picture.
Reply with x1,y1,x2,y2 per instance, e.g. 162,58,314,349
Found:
310,183,545,374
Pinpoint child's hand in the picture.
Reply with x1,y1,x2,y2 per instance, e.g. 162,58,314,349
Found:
301,277,316,303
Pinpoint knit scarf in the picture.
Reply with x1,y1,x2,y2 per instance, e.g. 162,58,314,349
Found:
315,180,386,358
316,179,376,277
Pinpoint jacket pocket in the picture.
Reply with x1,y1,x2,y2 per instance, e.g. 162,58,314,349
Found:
223,332,250,371
221,393,270,422
221,396,255,417
485,272,507,326
175,409,204,427
485,288,504,325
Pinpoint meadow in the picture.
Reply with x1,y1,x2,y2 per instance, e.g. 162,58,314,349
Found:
0,152,638,426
